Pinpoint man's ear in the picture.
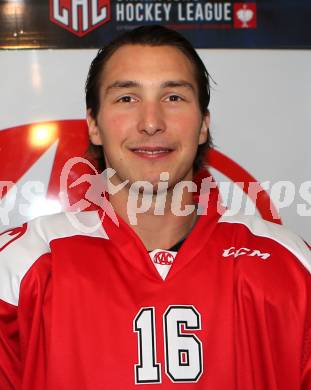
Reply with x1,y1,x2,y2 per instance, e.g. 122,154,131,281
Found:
199,112,210,145
87,109,102,146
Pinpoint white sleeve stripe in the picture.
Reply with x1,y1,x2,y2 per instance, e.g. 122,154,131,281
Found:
219,213,311,274
0,211,108,306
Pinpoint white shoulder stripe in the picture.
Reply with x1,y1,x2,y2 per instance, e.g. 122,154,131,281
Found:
0,211,108,306
219,213,311,273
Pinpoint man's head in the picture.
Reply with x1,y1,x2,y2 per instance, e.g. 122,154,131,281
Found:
86,25,212,187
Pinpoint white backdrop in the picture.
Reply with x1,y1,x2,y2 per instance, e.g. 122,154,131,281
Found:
0,49,310,241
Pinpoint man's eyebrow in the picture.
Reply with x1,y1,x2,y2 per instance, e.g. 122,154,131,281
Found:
105,80,141,93
105,80,195,93
160,80,195,91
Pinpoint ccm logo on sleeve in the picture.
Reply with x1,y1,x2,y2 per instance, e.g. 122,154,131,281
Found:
222,247,271,260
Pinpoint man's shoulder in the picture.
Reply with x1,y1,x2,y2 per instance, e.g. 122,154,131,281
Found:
0,210,108,253
0,211,108,306
217,212,311,273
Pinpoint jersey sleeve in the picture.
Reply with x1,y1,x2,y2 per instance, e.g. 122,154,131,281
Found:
0,223,35,389
301,271,311,389
0,300,21,389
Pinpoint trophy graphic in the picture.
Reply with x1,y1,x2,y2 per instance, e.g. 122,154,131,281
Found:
236,4,254,28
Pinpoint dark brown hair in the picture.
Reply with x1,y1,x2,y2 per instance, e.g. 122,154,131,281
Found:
85,25,212,172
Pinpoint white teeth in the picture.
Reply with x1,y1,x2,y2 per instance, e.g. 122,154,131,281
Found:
135,149,169,154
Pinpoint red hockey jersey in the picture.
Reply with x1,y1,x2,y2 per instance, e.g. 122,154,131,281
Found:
0,206,311,389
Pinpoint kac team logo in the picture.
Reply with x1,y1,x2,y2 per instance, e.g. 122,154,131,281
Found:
50,0,111,37
153,251,175,266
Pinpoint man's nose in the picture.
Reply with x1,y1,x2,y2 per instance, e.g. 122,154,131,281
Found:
137,101,166,135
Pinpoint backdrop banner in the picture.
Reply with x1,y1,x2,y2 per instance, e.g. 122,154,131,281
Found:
1,0,311,49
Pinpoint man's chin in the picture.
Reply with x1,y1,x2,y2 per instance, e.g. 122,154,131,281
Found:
128,179,161,195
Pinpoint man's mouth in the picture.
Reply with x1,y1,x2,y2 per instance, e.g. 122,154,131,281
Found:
130,147,173,158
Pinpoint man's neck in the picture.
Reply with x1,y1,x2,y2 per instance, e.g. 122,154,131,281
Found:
109,185,198,251
131,211,197,251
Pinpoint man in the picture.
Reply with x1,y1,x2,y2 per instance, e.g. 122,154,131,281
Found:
0,25,310,389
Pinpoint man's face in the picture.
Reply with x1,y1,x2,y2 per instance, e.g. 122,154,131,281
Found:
87,44,209,190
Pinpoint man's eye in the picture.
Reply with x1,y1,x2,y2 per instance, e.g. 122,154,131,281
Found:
168,95,182,102
117,96,134,103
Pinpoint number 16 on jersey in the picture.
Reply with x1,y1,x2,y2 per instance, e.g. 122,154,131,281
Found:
133,305,203,384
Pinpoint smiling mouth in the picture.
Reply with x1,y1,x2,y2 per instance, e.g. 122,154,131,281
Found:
130,147,174,158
